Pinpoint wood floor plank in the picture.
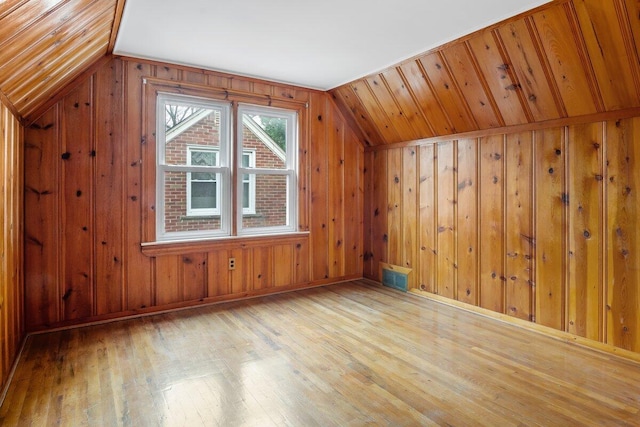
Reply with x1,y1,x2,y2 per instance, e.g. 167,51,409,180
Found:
2,280,640,426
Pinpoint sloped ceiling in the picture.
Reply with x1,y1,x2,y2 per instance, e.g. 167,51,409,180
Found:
113,0,551,91
331,0,640,146
2,0,638,140
0,0,553,124
0,0,125,123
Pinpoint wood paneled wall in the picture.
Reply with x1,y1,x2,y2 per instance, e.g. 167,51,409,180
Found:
333,0,640,146
24,57,364,330
0,100,23,392
364,115,640,353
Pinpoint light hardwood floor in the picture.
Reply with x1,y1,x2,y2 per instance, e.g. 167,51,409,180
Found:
2,281,640,426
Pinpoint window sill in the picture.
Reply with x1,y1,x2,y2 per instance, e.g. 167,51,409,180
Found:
181,215,220,220
180,213,261,220
141,231,310,257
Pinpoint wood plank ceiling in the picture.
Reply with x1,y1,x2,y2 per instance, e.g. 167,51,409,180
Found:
0,0,125,123
331,0,640,146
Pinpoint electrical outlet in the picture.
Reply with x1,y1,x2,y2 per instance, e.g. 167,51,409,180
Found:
228,257,236,270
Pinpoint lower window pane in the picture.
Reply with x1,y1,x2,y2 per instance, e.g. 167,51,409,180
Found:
164,171,221,233
242,174,288,229
191,181,216,209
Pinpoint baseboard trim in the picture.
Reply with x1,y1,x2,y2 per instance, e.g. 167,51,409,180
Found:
27,276,363,335
0,335,28,407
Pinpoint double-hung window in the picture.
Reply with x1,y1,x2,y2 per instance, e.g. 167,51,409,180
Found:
237,104,297,235
155,93,297,241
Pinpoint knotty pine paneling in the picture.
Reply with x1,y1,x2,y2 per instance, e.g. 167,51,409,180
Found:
418,145,436,294
332,0,640,146
309,92,330,281
60,79,94,321
363,115,640,354
441,43,502,129
436,142,456,299
534,127,566,330
0,101,23,393
567,122,603,341
479,135,505,313
399,61,452,136
401,147,418,289
531,4,601,116
387,149,402,268
328,104,345,278
419,53,477,134
465,32,529,126
605,117,640,351
0,0,121,121
23,57,364,330
573,0,640,111
368,150,388,280
456,139,479,305
504,132,533,321
496,17,562,122
94,59,125,316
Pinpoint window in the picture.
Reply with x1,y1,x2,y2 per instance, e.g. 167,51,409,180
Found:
237,105,297,235
156,93,297,241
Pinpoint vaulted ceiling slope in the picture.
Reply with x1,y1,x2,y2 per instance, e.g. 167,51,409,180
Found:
331,0,640,146
0,0,124,123
113,0,550,91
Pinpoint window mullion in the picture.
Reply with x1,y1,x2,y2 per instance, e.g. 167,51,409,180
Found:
231,101,239,236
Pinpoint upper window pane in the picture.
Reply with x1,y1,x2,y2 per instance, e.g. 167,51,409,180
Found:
164,106,222,166
241,112,287,170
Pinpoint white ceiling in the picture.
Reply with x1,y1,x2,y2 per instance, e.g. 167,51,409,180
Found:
114,0,552,91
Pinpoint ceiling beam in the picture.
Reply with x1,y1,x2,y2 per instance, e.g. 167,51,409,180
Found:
108,0,127,53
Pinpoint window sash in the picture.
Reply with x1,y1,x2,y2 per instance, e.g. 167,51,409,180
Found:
237,104,298,236
156,93,231,240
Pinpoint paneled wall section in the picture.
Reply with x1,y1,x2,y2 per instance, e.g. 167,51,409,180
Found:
0,100,23,392
24,57,364,330
364,116,640,353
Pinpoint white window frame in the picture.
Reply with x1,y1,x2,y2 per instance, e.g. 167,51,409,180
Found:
186,146,220,217
156,93,231,241
237,104,298,236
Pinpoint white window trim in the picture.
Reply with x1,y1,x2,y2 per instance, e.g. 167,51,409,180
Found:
236,104,298,236
186,146,220,217
156,93,231,241
155,93,299,242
